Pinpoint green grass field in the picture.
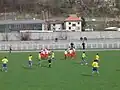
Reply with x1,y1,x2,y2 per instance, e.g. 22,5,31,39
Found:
0,51,120,90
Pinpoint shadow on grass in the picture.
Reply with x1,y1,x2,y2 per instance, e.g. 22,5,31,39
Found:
33,63,39,66
81,73,93,77
73,62,92,67
87,64,92,67
41,65,48,68
60,58,75,60
0,68,8,72
60,58,66,60
22,65,36,70
116,69,120,71
41,65,52,68
0,68,2,72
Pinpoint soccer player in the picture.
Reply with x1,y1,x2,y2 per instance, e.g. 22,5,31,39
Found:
72,48,76,59
2,57,8,72
80,52,88,65
48,55,52,68
48,49,51,55
92,60,99,74
28,55,32,68
96,53,100,62
69,49,73,59
38,52,41,66
51,51,55,60
45,48,49,59
42,50,46,59
9,45,12,53
82,42,85,50
64,49,68,60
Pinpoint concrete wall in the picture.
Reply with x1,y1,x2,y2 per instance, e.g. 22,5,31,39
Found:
0,31,120,41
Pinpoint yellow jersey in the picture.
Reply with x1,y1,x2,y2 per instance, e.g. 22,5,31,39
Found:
2,58,8,64
96,55,100,60
92,62,99,68
82,53,86,58
29,56,32,61
52,53,54,58
38,54,41,59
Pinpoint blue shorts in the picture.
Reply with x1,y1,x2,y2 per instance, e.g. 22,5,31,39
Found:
92,67,98,71
2,64,7,67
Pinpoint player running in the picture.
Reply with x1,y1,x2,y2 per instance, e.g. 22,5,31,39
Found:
64,49,68,60
51,51,55,60
45,48,49,59
80,52,88,65
92,60,99,75
72,48,76,58
28,55,33,68
38,52,41,66
48,55,52,68
2,57,8,72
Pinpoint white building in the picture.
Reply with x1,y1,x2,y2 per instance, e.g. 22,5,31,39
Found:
50,21,64,31
65,15,82,31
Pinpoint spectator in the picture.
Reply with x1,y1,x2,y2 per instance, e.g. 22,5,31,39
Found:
70,43,75,49
82,42,85,50
84,37,87,41
80,37,83,41
55,38,58,42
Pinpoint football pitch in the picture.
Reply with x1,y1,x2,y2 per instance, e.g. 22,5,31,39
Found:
0,50,120,90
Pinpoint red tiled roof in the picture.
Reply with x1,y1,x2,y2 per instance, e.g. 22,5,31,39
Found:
65,16,81,21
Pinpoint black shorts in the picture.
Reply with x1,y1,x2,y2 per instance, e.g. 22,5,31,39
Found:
92,67,98,71
28,61,32,65
96,60,99,62
48,59,51,63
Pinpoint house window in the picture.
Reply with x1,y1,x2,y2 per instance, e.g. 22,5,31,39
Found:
69,22,71,25
78,22,80,24
69,27,71,30
72,24,76,26
77,27,80,30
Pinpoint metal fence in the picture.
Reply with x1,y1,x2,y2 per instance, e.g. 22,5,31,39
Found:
0,42,120,51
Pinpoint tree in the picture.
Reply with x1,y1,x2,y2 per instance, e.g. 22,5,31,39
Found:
116,0,120,10
81,17,86,31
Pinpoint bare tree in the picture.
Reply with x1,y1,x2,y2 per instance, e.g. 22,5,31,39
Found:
0,0,119,17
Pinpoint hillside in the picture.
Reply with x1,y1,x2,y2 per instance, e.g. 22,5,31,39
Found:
0,0,119,18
